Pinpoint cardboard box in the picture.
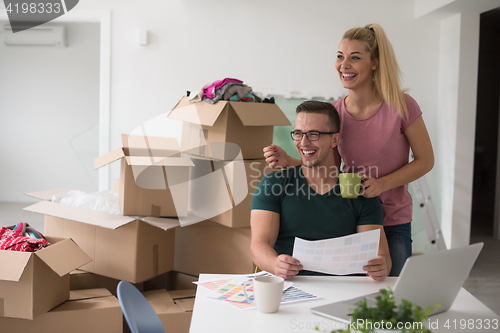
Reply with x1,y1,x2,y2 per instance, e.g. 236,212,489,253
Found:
95,134,194,217
186,155,278,228
24,189,181,283
70,269,197,297
123,289,195,333
141,270,172,291
159,289,195,333
0,236,91,320
187,157,269,227
168,97,290,160
70,269,144,296
174,220,254,275
0,289,122,333
211,158,269,228
112,178,120,194
143,270,198,292
170,271,198,290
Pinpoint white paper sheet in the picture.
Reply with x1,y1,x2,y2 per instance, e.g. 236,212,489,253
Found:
292,229,380,275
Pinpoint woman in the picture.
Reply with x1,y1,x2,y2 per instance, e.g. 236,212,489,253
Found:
263,23,434,276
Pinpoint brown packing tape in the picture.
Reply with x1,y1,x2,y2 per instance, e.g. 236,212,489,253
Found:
0,298,3,317
151,205,161,216
153,244,159,277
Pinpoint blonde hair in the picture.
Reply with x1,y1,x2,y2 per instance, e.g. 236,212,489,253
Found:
342,23,408,119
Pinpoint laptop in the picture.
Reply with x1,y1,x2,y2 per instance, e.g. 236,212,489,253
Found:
310,242,484,323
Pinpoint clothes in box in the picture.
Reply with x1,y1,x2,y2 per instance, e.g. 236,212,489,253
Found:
168,96,290,160
0,236,91,320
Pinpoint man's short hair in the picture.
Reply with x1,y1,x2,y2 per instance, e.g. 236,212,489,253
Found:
296,100,340,132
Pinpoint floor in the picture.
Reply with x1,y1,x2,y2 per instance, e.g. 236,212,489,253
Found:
463,233,500,316
1,201,499,316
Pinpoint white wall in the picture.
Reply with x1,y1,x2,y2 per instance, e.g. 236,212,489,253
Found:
72,0,439,170
0,22,100,202
451,11,480,247
417,1,500,247
437,14,461,248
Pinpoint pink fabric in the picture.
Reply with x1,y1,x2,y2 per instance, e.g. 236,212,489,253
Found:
333,95,422,226
202,78,243,99
0,227,50,252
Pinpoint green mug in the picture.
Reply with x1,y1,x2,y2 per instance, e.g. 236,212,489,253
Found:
339,173,364,199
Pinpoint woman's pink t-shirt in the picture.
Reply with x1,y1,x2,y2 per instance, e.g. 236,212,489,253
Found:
332,95,422,226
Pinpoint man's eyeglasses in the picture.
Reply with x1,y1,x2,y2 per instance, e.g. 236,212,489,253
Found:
290,130,337,141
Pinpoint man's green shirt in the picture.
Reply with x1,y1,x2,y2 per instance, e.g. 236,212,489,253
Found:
251,166,383,274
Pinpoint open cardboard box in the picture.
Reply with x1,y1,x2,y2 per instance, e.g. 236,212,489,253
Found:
71,269,198,296
24,188,181,283
95,134,194,217
0,288,122,332
123,289,195,333
0,236,91,320
70,269,145,296
174,220,254,276
168,96,290,160
188,156,270,228
142,270,198,292
168,271,198,291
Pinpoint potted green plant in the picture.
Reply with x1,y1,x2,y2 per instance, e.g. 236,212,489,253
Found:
317,288,437,333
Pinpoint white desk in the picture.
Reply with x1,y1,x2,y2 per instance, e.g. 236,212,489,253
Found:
190,274,499,333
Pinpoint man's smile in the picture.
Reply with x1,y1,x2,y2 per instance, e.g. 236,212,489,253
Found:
301,148,318,157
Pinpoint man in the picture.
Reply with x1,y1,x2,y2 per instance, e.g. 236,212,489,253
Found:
250,100,391,281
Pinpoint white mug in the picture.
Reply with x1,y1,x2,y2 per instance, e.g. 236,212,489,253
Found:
243,276,284,313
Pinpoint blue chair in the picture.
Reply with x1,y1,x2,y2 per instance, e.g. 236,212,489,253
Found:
117,281,165,333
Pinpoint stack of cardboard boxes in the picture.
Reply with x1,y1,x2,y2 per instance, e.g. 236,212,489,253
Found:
0,236,91,320
0,96,289,332
0,234,125,332
168,96,290,276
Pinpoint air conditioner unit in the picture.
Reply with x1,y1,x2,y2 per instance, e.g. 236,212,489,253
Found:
1,24,66,47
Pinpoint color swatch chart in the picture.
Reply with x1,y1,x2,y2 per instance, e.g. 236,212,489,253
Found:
194,271,269,291
292,229,380,275
205,275,293,302
198,272,319,310
195,278,234,291
233,283,318,310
